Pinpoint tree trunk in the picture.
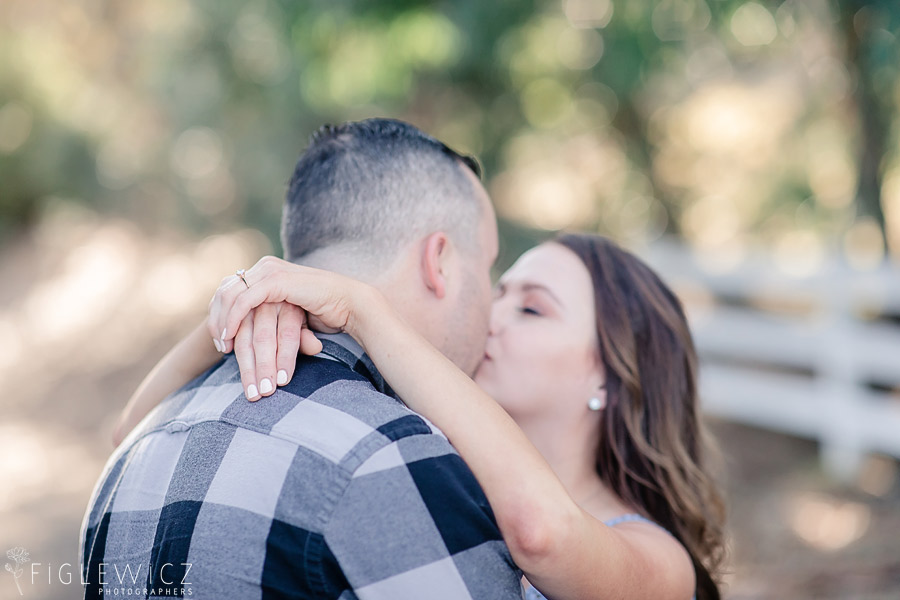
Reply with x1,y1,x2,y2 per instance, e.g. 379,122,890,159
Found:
839,0,890,253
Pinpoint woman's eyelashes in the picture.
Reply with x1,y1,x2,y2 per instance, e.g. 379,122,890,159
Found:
494,284,548,317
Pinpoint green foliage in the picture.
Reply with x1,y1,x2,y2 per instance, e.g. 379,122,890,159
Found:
0,0,897,255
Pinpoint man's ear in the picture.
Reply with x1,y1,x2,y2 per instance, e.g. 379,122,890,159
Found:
421,232,450,299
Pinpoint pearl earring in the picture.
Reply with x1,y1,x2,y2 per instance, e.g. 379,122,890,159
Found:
588,397,605,411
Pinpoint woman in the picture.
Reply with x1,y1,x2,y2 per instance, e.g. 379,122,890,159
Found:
116,233,727,600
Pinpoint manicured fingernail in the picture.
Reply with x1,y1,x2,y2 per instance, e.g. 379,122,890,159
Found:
259,378,273,395
221,328,227,342
246,384,258,399
276,370,288,385
213,338,223,352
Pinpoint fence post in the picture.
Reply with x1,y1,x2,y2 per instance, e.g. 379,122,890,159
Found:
816,270,863,481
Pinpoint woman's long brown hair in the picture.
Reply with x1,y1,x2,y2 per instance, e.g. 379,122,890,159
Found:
556,233,727,600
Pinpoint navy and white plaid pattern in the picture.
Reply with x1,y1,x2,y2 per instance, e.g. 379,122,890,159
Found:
81,333,523,599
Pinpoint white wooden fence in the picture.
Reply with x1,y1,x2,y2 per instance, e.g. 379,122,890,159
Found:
640,239,900,480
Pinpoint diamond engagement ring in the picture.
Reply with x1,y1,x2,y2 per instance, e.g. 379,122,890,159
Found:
236,269,250,288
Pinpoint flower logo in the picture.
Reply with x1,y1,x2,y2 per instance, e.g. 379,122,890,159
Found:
5,547,29,596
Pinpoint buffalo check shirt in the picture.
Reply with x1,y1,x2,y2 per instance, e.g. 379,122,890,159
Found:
80,333,523,599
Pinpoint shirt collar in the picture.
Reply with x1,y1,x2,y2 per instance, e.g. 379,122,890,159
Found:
315,332,396,398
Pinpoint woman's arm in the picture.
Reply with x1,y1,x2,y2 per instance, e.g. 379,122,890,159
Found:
212,257,695,600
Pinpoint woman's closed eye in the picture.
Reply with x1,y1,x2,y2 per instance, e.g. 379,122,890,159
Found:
518,306,542,316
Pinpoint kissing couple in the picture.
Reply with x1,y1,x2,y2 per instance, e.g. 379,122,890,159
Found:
82,118,725,600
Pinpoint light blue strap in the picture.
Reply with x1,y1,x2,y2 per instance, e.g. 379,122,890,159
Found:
603,513,657,528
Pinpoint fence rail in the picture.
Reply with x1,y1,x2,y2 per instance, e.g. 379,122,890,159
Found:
641,239,900,480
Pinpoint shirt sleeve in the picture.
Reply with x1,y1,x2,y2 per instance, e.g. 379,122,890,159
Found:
322,431,524,600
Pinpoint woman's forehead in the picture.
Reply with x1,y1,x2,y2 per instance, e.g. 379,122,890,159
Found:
500,244,594,299
503,244,582,280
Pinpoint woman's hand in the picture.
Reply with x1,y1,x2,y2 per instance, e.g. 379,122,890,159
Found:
229,301,321,401
209,256,377,399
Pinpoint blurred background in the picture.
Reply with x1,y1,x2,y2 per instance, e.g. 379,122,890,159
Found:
1,0,899,598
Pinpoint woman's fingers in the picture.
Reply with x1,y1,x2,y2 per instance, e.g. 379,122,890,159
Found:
233,302,305,400
274,303,303,387
210,257,281,352
216,261,288,348
233,312,260,401
209,274,239,350
252,303,279,397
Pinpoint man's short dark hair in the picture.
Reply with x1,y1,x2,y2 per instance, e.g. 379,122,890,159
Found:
281,118,484,269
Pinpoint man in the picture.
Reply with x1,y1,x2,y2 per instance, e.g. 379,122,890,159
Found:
80,119,523,599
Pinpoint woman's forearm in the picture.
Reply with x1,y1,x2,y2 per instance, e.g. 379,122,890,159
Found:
113,321,221,446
